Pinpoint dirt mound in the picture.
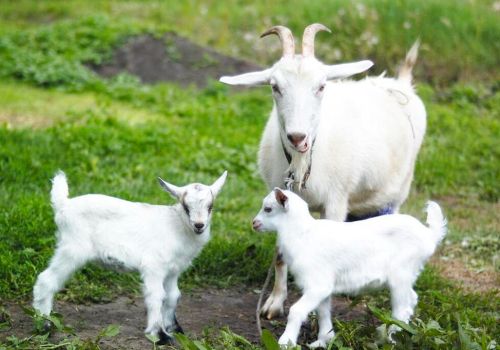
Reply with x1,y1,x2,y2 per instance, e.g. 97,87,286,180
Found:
1,287,371,349
90,33,261,88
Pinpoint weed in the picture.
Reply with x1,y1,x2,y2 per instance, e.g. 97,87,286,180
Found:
1,307,120,350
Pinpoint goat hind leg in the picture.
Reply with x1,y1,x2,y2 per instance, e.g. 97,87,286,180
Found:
142,272,168,343
261,250,288,319
388,285,417,341
33,247,88,331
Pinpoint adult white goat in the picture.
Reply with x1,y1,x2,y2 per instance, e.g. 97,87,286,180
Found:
252,188,446,347
220,24,426,319
33,170,227,345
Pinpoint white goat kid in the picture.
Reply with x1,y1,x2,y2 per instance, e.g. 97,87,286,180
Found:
33,170,227,344
221,24,426,319
253,188,446,348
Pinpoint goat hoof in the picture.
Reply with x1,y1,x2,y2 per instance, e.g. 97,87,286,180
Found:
172,323,184,334
266,309,282,320
167,323,183,335
308,339,326,349
173,315,184,334
157,330,175,346
261,295,285,320
39,320,53,334
261,305,284,320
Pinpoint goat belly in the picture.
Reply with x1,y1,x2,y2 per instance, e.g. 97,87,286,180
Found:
332,272,387,295
98,255,130,271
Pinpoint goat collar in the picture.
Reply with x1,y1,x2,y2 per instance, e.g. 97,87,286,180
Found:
281,137,315,191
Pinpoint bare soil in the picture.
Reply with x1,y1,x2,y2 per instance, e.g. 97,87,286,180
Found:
1,287,371,349
89,33,261,88
431,257,499,294
2,268,496,349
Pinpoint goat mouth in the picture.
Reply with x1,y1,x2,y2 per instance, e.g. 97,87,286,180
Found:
295,141,309,153
194,228,205,234
252,224,263,231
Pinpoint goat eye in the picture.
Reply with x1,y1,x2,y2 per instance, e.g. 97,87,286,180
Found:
317,84,325,93
208,204,213,213
271,84,281,95
264,207,272,213
183,204,190,215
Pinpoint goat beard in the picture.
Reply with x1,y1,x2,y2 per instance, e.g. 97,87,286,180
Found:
285,149,312,191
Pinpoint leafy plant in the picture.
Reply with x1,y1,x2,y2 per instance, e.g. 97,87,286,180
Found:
1,307,121,350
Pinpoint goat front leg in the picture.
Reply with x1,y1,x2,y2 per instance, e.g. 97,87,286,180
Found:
278,290,329,347
160,274,183,342
261,249,288,319
309,296,334,348
323,194,348,221
142,271,168,344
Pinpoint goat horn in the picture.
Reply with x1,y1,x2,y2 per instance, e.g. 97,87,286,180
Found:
260,25,295,58
302,23,331,57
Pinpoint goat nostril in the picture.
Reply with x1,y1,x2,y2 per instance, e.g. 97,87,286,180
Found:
194,223,204,229
287,133,307,146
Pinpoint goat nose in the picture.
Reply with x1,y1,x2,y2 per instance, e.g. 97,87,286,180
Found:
252,219,262,230
194,223,205,229
287,132,307,146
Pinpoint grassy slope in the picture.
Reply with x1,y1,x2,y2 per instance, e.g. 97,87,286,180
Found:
0,0,499,82
0,1,498,348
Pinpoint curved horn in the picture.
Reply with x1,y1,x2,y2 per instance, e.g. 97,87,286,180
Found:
260,25,295,58
302,23,331,57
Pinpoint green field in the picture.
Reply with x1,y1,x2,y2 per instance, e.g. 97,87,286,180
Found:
0,1,498,349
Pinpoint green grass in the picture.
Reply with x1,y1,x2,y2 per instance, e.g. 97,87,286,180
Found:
0,80,272,300
0,77,498,348
0,1,499,84
0,1,498,349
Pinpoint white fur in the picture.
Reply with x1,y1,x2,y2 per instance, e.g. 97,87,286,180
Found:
221,39,425,318
33,170,227,340
253,189,446,347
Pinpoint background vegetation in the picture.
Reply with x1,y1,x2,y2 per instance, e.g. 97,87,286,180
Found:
0,0,498,349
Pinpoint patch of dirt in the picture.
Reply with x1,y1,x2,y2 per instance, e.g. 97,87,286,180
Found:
0,113,45,128
90,33,261,88
1,287,371,349
434,195,500,233
431,256,499,294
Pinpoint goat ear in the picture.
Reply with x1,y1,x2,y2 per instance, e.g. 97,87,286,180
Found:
325,60,373,80
158,178,183,200
219,69,272,86
274,188,289,209
210,170,228,197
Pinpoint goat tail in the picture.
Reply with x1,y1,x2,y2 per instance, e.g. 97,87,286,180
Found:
51,170,69,211
398,39,420,84
425,201,447,246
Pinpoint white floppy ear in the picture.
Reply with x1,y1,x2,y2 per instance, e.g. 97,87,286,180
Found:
158,178,183,200
325,60,373,80
210,171,228,197
219,69,272,86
